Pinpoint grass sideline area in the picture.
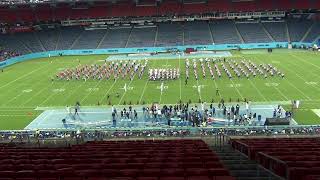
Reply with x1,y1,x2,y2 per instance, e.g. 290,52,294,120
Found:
0,49,319,130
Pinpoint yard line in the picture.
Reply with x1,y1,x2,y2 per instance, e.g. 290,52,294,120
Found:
0,63,49,90
230,79,244,100
285,56,320,87
80,79,103,103
265,56,312,100
101,79,118,103
3,68,52,107
290,54,320,70
118,74,137,105
251,55,288,101
159,57,170,104
38,82,70,106
138,80,149,104
196,80,202,101
248,79,268,101
272,60,312,100
284,80,311,100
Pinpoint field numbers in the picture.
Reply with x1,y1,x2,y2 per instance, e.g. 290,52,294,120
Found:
52,88,65,92
305,82,318,85
265,83,279,87
228,84,241,88
87,88,99,92
156,86,168,89
192,85,207,89
22,89,32,93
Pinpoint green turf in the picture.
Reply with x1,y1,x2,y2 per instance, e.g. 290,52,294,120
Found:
0,49,320,130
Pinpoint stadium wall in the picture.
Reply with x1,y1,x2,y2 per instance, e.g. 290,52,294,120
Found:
0,42,313,68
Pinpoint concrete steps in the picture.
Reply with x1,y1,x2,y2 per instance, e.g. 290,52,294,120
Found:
208,144,283,180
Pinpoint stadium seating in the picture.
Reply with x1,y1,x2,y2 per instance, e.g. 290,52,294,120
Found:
0,139,235,180
0,35,30,54
236,22,271,43
56,27,84,50
155,23,183,46
303,22,320,43
71,29,106,50
98,28,132,48
14,32,44,53
37,28,59,51
0,18,319,57
183,21,213,45
262,22,288,42
209,20,242,44
126,26,157,48
231,138,320,180
287,19,313,42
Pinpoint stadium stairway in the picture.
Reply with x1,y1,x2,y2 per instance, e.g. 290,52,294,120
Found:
204,139,282,180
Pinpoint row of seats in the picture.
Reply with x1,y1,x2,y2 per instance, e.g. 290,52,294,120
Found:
0,19,317,56
1,0,320,23
0,139,235,180
231,138,320,180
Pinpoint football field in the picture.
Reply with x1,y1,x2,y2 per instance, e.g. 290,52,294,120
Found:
0,49,320,130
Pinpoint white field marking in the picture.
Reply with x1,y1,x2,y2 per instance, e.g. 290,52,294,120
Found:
21,86,52,107
120,86,133,90
0,63,50,90
305,82,318,85
2,64,54,107
195,80,202,101
290,54,320,70
284,80,311,100
36,110,54,127
283,56,320,88
101,79,118,102
273,59,313,99
312,109,320,118
118,78,136,105
0,114,36,117
138,80,149,104
38,58,87,106
61,81,89,105
228,83,242,88
19,62,78,107
3,93,25,106
22,89,33,93
39,82,70,106
192,85,207,88
247,55,288,101
159,58,170,104
80,80,103,103
230,79,244,99
248,79,268,101
86,88,99,92
52,88,65,93
265,83,279,87
156,86,168,89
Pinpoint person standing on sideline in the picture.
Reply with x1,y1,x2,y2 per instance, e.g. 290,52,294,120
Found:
216,88,219,96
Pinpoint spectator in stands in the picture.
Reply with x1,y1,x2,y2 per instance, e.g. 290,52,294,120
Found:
0,47,19,62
